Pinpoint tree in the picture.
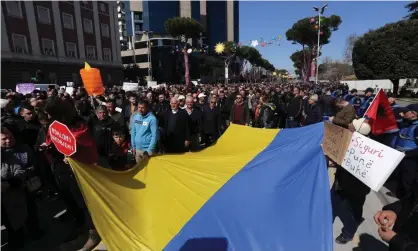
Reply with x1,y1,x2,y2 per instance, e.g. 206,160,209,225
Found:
405,1,418,20
165,17,204,88
286,15,342,82
318,58,354,81
352,20,418,96
343,33,359,63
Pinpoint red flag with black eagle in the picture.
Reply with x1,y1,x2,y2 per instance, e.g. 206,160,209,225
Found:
364,89,398,135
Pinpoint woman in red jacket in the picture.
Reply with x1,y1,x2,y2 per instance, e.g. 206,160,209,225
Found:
43,97,101,251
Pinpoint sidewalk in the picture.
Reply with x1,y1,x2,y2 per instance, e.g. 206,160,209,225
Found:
328,167,396,251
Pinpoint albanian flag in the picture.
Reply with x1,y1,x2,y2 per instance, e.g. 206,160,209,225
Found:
364,89,398,135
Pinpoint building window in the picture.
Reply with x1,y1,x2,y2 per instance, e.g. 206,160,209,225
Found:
103,48,111,61
62,13,74,29
42,38,55,56
37,6,51,24
134,24,142,32
83,18,93,33
86,45,96,60
12,34,28,54
100,23,109,37
6,2,23,18
49,72,57,84
133,12,142,20
99,2,106,13
66,42,77,58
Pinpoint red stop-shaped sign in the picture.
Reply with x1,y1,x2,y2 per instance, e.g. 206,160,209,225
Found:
49,121,77,156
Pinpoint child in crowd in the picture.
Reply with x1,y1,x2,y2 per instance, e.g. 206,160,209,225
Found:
108,129,134,171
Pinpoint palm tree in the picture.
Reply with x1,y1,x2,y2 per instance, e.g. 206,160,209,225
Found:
165,17,203,88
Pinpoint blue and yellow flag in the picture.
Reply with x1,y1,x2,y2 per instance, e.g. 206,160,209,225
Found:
69,123,333,251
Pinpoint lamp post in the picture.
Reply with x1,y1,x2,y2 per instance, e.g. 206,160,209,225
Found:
313,4,327,85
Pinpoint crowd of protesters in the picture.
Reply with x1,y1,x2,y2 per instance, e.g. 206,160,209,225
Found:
1,81,417,251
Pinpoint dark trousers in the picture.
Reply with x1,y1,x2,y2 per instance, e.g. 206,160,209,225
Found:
1,192,41,250
202,133,218,148
52,160,94,229
396,158,418,198
285,117,300,128
331,184,367,239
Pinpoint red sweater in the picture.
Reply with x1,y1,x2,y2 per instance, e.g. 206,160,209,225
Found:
46,120,99,164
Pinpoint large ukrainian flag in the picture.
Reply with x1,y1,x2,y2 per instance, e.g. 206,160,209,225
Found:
69,123,333,251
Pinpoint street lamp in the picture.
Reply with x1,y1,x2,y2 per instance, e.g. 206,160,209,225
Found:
313,4,327,85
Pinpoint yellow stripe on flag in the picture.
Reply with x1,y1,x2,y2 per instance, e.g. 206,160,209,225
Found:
69,124,278,251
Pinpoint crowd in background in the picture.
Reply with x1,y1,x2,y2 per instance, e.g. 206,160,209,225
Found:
1,81,417,251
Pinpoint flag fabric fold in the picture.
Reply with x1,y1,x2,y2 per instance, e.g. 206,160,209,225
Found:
364,89,398,135
69,123,333,251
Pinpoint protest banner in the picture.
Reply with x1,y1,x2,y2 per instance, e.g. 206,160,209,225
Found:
122,82,139,92
323,122,352,165
16,83,35,94
341,132,405,191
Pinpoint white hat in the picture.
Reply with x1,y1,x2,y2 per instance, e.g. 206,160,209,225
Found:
352,118,371,135
178,95,185,100
198,93,206,98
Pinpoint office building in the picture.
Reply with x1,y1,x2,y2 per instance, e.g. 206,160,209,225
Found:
119,0,239,80
1,1,123,89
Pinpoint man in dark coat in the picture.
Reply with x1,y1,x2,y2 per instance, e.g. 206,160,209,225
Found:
304,94,323,125
163,98,190,153
229,94,250,126
185,96,202,151
374,185,418,251
201,97,222,147
17,104,41,149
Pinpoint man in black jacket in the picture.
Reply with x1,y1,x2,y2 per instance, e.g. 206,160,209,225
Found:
374,185,418,251
163,98,190,153
304,94,323,125
286,87,303,128
201,97,222,147
185,96,202,151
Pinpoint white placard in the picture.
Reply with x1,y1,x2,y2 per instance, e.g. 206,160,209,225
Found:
122,82,139,92
341,132,405,192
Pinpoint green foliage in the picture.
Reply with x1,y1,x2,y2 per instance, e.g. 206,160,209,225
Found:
165,17,204,40
352,19,418,81
286,15,342,47
275,69,289,75
405,1,418,20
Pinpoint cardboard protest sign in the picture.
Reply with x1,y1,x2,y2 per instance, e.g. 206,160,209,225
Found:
341,132,405,191
323,122,352,165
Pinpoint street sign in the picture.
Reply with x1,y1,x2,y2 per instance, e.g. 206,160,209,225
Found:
49,121,77,156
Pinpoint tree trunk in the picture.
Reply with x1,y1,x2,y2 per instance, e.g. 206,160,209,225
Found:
184,51,191,89
390,79,400,97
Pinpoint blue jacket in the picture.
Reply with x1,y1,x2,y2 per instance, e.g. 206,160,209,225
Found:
130,112,158,153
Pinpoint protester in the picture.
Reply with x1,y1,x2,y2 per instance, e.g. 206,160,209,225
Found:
304,94,323,125
201,97,222,147
229,93,250,126
1,126,43,251
331,119,372,244
130,100,158,164
109,129,133,171
374,185,418,250
330,97,356,128
163,97,190,153
286,87,303,128
185,96,202,151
